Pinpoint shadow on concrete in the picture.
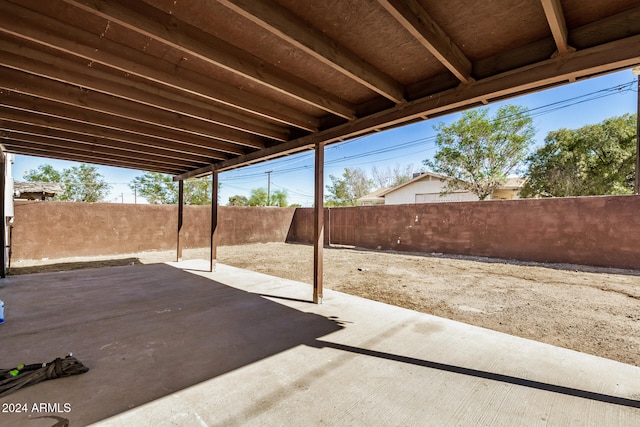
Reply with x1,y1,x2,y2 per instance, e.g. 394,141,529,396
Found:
0,263,343,426
257,293,314,304
311,340,640,409
8,258,144,275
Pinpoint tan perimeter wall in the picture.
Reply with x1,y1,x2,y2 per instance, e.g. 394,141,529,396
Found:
290,195,640,270
12,202,295,260
12,196,640,270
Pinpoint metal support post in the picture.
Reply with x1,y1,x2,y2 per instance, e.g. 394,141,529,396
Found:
313,141,325,304
177,179,184,262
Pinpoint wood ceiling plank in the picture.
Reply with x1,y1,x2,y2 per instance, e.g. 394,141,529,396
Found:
2,135,199,170
219,0,404,103
0,1,318,131
1,124,211,166
540,0,572,54
4,144,181,174
0,98,231,160
61,0,357,120
0,44,289,142
178,33,640,178
378,0,472,83
0,68,258,153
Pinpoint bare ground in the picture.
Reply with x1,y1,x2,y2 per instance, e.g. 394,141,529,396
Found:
11,242,640,367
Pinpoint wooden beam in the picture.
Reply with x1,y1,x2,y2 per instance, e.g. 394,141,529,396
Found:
540,0,572,55
378,0,472,83
62,0,357,120
0,68,263,152
220,0,404,103
0,120,219,164
313,141,324,304
0,106,227,161
0,1,319,131
4,145,180,175
0,43,289,142
1,133,199,170
210,169,218,273
0,81,252,162
180,33,640,176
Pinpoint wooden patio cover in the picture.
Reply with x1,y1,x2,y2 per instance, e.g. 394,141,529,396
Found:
1,0,639,297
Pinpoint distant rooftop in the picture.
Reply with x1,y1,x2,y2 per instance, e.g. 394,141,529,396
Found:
14,181,63,200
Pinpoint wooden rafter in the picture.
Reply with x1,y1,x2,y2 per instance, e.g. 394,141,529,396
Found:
3,137,195,171
0,69,258,153
219,0,404,104
540,0,572,55
0,45,289,143
378,0,472,83
0,0,637,182
0,110,227,162
0,124,214,166
0,1,318,132
4,144,180,175
61,0,357,120
173,34,640,179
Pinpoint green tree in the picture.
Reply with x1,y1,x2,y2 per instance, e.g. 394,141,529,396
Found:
424,105,535,200
184,176,212,205
326,167,372,206
249,188,268,206
130,172,177,204
270,189,288,207
24,164,62,183
130,173,214,204
59,164,111,202
228,195,249,206
521,114,637,197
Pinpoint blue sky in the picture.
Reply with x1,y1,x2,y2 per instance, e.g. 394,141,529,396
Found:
11,69,638,206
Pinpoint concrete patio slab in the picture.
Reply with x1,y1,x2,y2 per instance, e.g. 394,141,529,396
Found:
1,260,639,426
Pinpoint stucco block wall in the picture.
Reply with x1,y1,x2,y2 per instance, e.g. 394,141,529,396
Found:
293,195,640,270
11,196,640,270
12,202,295,261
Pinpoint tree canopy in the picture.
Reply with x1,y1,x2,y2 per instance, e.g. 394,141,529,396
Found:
424,105,535,200
247,188,288,206
228,195,249,206
521,113,637,197
130,172,213,204
24,163,110,202
24,164,61,183
325,167,372,206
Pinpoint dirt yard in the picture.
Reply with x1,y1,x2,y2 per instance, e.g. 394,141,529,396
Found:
11,242,640,367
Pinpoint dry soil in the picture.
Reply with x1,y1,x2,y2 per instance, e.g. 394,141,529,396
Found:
11,242,640,367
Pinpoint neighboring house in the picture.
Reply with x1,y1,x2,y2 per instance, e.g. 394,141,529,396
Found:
357,173,525,205
14,182,63,201
357,187,389,206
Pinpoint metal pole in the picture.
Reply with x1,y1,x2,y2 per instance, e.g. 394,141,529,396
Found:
313,142,324,304
210,170,218,272
266,170,272,206
177,180,184,262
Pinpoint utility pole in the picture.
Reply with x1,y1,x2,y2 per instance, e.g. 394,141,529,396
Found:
634,66,640,195
133,183,137,204
266,170,272,206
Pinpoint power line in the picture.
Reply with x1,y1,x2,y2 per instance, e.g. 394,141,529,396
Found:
218,78,636,197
